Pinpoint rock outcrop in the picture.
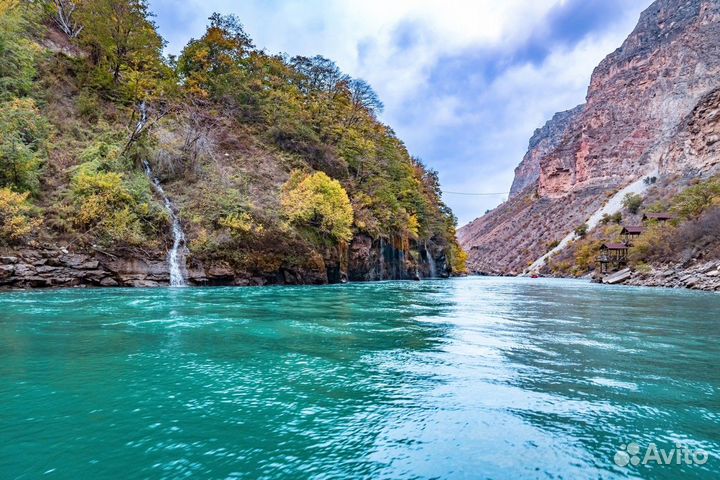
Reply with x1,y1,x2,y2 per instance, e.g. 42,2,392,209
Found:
510,105,584,197
0,237,449,289
460,0,720,274
660,86,720,175
608,260,720,292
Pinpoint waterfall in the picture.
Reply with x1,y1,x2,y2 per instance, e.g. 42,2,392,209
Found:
396,248,403,279
378,238,384,280
425,243,437,279
143,161,187,287
136,103,188,287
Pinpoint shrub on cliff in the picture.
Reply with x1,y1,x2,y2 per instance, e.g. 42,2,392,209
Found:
0,1,37,99
671,176,720,219
282,171,353,243
70,146,163,246
0,99,50,194
600,212,622,225
0,187,41,243
574,223,588,238
622,193,643,214
674,207,720,259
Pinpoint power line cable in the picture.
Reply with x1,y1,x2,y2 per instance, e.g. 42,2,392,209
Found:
442,191,509,196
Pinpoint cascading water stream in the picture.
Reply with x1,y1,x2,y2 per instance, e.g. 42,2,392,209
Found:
425,243,437,279
143,161,187,287
136,103,188,287
378,238,385,281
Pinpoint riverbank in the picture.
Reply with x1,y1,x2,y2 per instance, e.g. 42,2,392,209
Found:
621,260,720,292
0,242,449,290
537,260,720,293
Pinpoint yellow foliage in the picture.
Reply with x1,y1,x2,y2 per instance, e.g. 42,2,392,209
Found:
70,164,151,246
281,171,354,242
218,212,264,237
189,226,211,252
406,214,420,240
574,240,602,273
0,0,19,17
629,223,674,264
0,187,41,242
449,244,468,275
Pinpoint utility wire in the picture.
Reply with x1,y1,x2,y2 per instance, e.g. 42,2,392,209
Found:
442,191,509,196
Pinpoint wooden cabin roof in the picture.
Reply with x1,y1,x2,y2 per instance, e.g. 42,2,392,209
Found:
621,225,645,234
643,212,674,221
601,242,629,250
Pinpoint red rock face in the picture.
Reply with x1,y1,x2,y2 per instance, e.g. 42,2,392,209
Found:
460,0,720,274
539,0,720,198
510,105,584,197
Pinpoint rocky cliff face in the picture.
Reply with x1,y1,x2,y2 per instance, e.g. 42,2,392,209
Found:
0,238,448,289
460,0,720,274
660,86,720,175
510,105,584,197
539,0,720,198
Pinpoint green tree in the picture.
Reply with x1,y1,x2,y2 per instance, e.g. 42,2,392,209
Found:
574,223,588,238
0,98,50,193
672,177,720,218
622,192,643,214
282,171,354,242
0,1,36,99
77,0,168,99
177,13,254,99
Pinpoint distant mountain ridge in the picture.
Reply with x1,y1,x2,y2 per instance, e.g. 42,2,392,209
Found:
459,0,720,275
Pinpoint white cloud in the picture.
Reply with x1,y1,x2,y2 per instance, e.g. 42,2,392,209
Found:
153,1,562,98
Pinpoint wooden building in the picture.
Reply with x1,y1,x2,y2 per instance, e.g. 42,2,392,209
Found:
642,212,675,223
620,225,645,245
597,242,629,273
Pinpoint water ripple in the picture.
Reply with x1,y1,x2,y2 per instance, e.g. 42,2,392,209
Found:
0,277,719,479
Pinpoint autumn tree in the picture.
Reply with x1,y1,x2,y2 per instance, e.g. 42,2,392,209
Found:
77,0,168,100
282,171,354,242
0,188,41,243
177,13,254,99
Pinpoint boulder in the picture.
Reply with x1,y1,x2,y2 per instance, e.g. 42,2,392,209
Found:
61,254,91,268
605,268,631,285
100,277,119,287
78,260,100,270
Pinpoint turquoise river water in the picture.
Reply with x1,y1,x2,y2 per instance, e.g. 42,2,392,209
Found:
0,277,718,479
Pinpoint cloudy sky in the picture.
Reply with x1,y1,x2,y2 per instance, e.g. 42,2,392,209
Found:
149,0,653,226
